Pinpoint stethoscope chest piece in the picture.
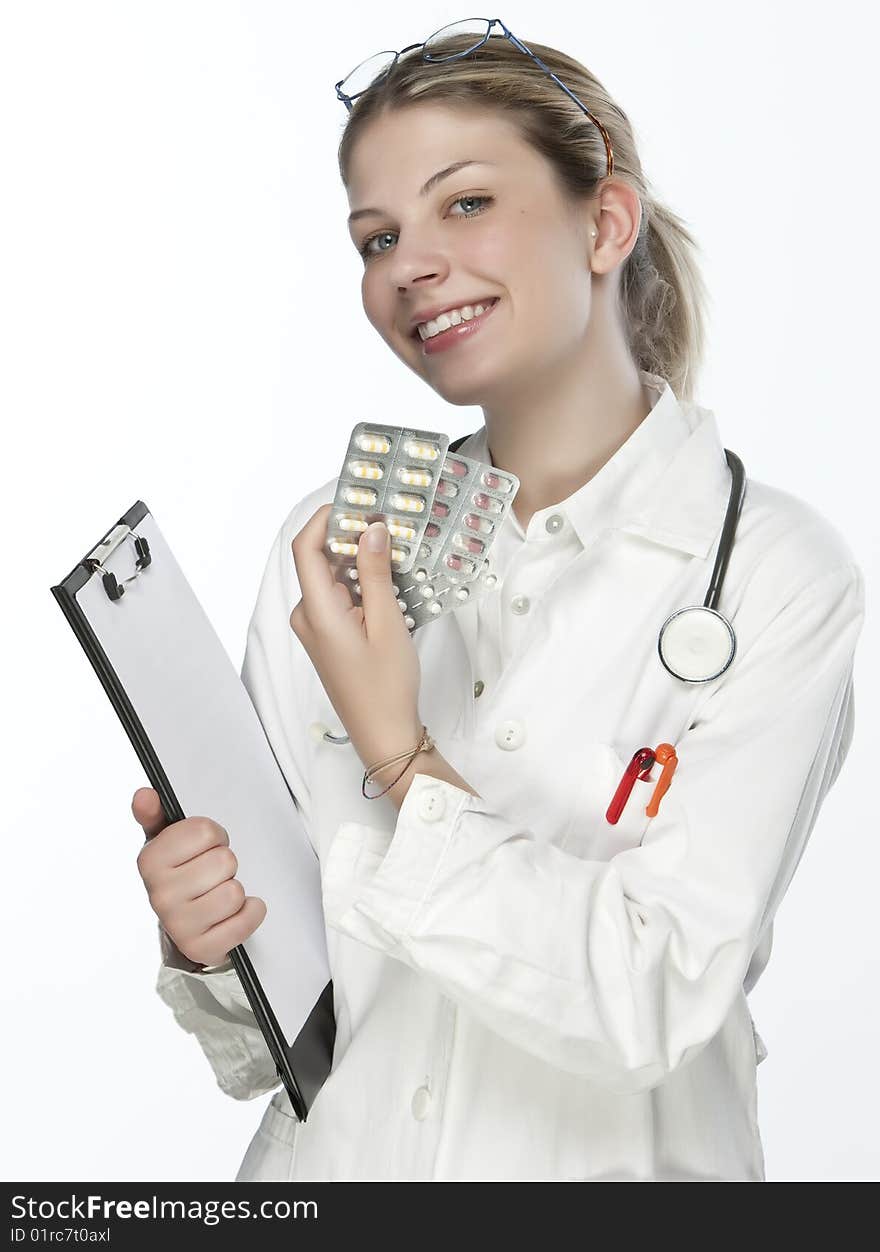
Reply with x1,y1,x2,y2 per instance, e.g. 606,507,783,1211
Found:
657,605,736,683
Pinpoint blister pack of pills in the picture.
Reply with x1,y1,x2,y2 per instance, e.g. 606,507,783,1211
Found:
326,424,519,633
325,423,450,591
391,453,520,632
393,560,501,631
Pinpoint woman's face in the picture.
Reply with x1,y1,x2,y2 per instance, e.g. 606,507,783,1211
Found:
345,104,597,408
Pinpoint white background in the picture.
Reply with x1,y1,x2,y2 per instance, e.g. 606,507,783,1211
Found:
1,0,877,1182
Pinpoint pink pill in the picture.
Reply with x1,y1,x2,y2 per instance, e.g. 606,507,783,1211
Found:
453,532,484,554
473,492,503,513
447,459,469,477
431,500,450,518
436,479,459,498
425,522,441,538
482,472,513,493
464,512,494,534
445,554,475,576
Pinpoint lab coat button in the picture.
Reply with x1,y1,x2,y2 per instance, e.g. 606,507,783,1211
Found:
510,594,530,615
495,720,526,751
474,680,485,698
417,788,446,822
411,1086,432,1120
545,514,564,534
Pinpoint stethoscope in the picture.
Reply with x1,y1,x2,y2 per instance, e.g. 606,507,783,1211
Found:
657,446,746,682
310,440,747,746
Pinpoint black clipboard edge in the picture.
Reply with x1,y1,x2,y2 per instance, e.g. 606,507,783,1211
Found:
50,500,335,1121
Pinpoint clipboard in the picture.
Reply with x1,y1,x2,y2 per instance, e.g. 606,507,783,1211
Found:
50,500,336,1121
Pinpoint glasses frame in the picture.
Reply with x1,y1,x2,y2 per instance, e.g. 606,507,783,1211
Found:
334,17,614,179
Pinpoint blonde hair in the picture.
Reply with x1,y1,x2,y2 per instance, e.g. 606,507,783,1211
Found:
337,31,710,404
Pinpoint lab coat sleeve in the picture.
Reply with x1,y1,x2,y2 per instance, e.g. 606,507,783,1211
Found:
153,497,318,1102
322,561,865,1095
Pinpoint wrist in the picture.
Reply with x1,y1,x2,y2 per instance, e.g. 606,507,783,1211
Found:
360,720,432,803
356,717,423,775
382,736,438,810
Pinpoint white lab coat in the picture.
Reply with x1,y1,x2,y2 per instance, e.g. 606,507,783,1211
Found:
155,371,865,1181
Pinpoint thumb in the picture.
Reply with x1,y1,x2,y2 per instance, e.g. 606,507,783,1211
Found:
356,521,401,633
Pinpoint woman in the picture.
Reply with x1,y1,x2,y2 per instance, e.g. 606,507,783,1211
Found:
140,25,865,1181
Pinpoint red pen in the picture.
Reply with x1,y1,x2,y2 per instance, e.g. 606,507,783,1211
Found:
606,747,655,824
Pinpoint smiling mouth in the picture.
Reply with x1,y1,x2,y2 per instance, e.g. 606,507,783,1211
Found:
409,298,500,340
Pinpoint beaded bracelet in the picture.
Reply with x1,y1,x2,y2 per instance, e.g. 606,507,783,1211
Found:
362,725,435,799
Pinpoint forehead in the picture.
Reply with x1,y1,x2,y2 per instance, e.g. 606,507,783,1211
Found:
345,105,531,205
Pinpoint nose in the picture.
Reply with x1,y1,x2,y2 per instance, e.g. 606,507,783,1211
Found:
385,229,454,291
391,264,449,337
391,258,448,295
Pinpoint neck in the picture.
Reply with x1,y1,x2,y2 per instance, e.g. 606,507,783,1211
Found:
482,332,653,532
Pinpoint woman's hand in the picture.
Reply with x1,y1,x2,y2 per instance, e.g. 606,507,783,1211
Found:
289,503,424,768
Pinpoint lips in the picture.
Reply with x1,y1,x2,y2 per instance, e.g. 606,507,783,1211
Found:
419,296,501,356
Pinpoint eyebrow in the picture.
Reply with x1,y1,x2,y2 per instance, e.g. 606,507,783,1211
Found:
348,159,497,226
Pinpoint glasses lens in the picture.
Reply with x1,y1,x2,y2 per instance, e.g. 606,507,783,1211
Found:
340,51,397,98
423,19,491,61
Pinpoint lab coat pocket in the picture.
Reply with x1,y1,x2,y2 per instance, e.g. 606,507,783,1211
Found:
235,1088,300,1183
559,742,656,861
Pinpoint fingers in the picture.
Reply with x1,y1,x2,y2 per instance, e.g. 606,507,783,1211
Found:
290,503,347,630
180,844,238,900
170,894,268,967
131,787,168,840
137,817,230,891
355,521,404,640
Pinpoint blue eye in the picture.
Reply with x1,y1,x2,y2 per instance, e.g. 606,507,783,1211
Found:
359,194,494,261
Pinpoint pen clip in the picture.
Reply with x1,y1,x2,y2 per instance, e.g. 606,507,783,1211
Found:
606,747,655,825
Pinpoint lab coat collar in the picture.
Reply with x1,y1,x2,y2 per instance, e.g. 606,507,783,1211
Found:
453,371,732,561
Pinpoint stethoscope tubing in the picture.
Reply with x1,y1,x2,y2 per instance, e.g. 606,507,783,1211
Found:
705,449,746,614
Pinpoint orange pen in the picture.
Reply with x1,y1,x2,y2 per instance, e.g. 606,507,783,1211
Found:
645,743,678,817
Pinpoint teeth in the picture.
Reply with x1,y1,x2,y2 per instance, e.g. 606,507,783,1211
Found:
417,300,496,341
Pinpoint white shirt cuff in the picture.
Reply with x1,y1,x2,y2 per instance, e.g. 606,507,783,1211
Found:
322,772,472,946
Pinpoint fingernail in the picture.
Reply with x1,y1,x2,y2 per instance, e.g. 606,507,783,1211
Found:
366,521,388,552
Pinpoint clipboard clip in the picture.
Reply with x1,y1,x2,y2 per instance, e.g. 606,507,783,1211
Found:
85,522,152,601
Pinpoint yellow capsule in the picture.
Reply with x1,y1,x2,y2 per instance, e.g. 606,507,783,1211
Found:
349,459,384,480
389,546,408,564
389,492,425,513
404,439,440,461
342,485,378,507
355,432,392,454
337,515,368,532
386,520,416,540
329,539,359,556
397,466,433,487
